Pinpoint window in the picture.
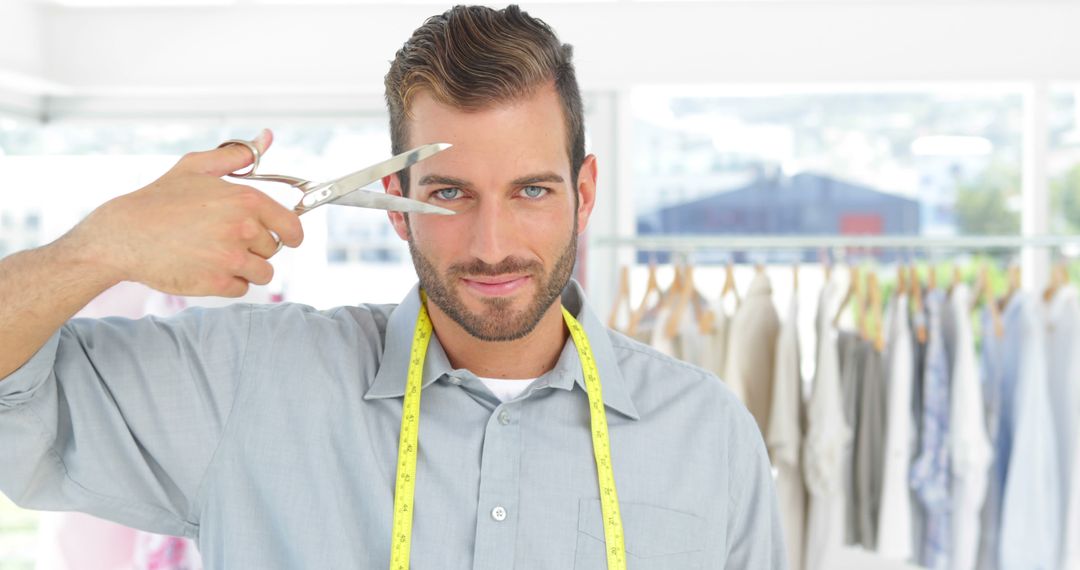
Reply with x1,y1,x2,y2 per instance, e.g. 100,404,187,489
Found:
632,85,1025,261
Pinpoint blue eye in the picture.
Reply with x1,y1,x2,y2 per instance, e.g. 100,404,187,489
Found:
521,186,548,199
434,188,462,201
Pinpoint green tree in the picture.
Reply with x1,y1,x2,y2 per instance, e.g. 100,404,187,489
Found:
955,161,1020,235
1051,163,1080,234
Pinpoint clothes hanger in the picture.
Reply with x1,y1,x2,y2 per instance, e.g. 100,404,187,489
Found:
721,259,740,309
911,264,927,344
833,265,860,328
663,261,693,340
869,272,884,351
687,260,717,335
607,265,632,331
627,258,661,336
948,264,962,297
998,263,1021,311
1043,259,1069,302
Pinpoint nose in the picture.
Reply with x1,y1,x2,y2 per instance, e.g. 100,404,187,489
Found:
466,196,517,267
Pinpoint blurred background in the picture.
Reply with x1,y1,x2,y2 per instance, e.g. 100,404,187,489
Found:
2,1,1080,569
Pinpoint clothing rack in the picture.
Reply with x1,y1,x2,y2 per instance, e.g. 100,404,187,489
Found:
592,234,1080,252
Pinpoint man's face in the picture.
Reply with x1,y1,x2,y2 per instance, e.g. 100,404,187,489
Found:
383,82,597,341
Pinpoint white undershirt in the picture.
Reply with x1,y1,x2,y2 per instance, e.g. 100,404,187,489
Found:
477,376,538,403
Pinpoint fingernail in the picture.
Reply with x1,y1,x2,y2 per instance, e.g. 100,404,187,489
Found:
253,128,269,144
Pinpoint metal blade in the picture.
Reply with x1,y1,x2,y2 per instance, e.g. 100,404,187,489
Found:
328,189,455,215
329,141,449,196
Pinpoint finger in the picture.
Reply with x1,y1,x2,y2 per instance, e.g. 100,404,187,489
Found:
176,129,274,177
256,199,304,249
219,277,251,298
247,224,282,259
234,252,275,286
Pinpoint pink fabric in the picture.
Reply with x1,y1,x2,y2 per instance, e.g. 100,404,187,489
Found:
34,512,137,570
133,533,201,570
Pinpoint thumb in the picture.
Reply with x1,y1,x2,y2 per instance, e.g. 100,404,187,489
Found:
179,129,274,177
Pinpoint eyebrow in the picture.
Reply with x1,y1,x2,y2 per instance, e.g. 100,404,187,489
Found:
417,172,565,188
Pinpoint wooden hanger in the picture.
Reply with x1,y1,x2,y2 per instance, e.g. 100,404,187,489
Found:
982,263,1005,338
1044,261,1069,302
998,263,1021,311
607,265,632,331
664,263,696,340
721,260,740,308
897,264,909,298
911,265,927,344
833,265,860,328
970,262,986,314
948,264,962,297
864,272,884,351
627,259,661,336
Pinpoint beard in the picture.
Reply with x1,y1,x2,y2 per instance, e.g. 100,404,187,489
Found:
408,229,578,342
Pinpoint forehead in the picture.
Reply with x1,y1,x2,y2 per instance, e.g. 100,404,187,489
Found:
404,83,571,180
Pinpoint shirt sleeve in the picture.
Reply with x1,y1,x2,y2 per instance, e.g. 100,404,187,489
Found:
0,303,254,538
724,402,789,570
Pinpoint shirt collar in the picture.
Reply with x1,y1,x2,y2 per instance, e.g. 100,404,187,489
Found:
363,280,640,421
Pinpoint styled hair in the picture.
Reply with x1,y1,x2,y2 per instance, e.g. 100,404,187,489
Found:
384,4,585,196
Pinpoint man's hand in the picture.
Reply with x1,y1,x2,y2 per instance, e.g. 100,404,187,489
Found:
71,129,304,298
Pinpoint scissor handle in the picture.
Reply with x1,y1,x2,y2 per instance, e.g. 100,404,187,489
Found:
216,139,314,189
217,139,262,177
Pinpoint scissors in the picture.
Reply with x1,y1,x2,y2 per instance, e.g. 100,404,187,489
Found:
217,139,455,253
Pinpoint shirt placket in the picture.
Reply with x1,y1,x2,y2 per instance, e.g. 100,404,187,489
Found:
471,399,522,570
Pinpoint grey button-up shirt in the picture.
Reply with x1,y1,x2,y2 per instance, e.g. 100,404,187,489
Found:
0,280,785,569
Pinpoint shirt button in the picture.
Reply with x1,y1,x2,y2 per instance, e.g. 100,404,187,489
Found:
497,410,511,425
491,506,508,522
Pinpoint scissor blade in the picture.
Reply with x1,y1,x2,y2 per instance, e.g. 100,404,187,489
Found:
322,142,450,200
329,189,455,215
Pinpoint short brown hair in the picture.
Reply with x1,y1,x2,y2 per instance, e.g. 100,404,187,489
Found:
384,4,585,196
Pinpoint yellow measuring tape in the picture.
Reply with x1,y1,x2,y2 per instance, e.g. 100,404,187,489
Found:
389,292,626,569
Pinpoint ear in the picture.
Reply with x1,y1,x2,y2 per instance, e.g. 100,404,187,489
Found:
383,173,410,241
575,154,598,235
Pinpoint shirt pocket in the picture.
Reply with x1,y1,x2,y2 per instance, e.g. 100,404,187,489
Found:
574,498,706,570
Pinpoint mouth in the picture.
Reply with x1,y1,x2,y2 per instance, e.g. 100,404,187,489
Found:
460,275,532,297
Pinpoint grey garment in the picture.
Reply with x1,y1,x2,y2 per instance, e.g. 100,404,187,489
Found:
837,330,864,545
0,280,787,570
853,341,886,550
909,299,929,554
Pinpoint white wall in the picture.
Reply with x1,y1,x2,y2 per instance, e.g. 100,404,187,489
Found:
9,1,1080,118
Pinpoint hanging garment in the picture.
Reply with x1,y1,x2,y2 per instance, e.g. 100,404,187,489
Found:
854,339,886,551
945,284,992,570
768,294,806,570
998,293,1062,570
877,294,916,561
976,299,1008,570
724,272,781,436
1064,423,1080,570
1046,285,1080,570
803,274,852,570
836,330,863,546
911,289,951,570
909,293,928,563
673,291,709,366
703,303,731,380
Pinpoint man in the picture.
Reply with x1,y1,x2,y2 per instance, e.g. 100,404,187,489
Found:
0,5,784,568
